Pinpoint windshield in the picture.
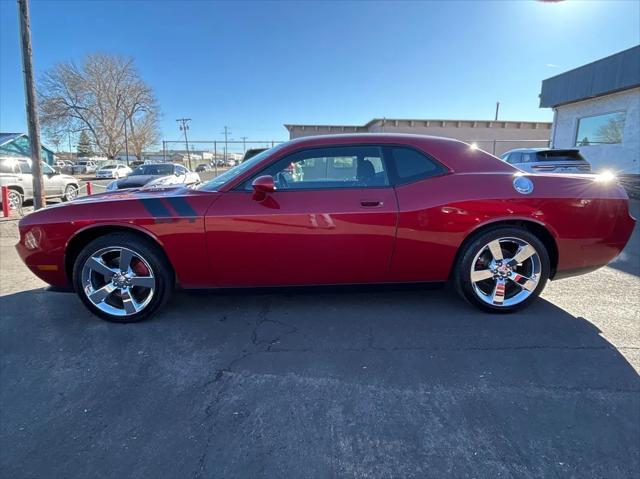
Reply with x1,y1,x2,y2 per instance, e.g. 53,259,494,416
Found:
100,164,118,169
131,164,174,176
199,144,285,191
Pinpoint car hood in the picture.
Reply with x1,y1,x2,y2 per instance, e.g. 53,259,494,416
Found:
112,174,169,188
18,186,224,231
75,185,189,204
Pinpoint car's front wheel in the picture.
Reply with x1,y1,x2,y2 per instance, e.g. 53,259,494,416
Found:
454,227,550,313
72,233,174,322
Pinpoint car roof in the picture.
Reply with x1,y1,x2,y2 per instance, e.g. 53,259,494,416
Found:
216,134,516,192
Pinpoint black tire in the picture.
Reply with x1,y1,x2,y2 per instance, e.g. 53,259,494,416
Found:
72,232,174,323
62,184,78,202
454,226,550,313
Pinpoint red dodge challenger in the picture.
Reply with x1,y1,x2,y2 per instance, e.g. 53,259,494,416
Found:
16,134,635,322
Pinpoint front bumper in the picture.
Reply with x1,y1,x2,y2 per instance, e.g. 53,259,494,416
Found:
15,226,70,288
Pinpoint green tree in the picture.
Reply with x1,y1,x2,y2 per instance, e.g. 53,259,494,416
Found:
77,130,93,157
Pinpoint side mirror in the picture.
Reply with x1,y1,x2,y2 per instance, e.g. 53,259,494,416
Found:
251,175,275,201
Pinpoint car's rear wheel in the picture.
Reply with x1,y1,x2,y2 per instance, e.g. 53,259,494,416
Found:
62,184,78,202
72,233,173,322
454,227,550,313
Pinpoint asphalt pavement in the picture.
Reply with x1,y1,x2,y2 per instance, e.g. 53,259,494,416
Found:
0,202,638,479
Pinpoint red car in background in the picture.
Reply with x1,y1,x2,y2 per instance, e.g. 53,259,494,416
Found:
16,134,635,322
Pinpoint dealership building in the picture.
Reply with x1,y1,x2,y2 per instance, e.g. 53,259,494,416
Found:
540,45,639,175
284,118,551,157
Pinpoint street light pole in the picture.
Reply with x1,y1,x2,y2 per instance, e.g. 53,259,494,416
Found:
177,118,192,169
17,0,44,209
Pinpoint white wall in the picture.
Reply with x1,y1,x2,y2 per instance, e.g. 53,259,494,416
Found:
287,120,552,156
552,87,640,174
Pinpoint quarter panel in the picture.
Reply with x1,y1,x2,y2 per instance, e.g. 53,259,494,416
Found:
389,173,634,282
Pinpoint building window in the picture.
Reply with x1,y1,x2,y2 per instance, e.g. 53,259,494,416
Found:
575,111,625,146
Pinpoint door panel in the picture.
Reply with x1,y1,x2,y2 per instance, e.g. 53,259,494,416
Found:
205,189,398,286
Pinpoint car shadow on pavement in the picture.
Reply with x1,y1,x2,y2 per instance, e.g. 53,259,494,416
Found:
1,285,638,478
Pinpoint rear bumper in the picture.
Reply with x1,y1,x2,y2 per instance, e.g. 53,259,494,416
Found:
554,200,636,279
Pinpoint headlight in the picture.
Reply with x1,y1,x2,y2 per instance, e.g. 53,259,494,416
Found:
106,180,118,191
24,228,42,250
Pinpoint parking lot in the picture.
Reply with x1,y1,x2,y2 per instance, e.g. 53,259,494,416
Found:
0,202,638,478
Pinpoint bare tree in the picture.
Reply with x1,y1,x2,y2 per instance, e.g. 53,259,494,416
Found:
128,109,160,161
38,53,160,159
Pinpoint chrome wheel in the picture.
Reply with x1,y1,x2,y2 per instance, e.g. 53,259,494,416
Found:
81,247,156,317
64,185,78,201
7,190,22,210
470,237,542,307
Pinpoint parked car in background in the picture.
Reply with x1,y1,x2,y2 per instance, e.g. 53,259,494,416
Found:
0,157,79,209
72,160,98,175
53,160,74,174
106,163,200,191
96,164,132,179
15,134,635,322
242,148,267,162
500,148,591,174
195,163,211,172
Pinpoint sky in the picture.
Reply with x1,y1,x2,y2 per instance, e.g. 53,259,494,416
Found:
1,0,639,149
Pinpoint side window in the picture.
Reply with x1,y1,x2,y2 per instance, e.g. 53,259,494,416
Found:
246,145,389,190
389,147,446,184
509,152,522,164
175,165,188,175
41,163,55,174
0,159,18,174
18,160,32,174
521,153,535,163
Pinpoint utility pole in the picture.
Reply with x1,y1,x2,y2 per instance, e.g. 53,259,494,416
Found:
494,101,500,121
123,118,130,165
17,0,44,209
221,126,231,162
176,118,192,169
240,136,248,154
67,131,73,160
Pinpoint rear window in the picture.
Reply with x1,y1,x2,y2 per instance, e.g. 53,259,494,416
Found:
390,147,446,184
535,150,585,162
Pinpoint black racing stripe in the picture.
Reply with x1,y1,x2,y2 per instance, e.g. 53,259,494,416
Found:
140,198,172,218
164,196,197,217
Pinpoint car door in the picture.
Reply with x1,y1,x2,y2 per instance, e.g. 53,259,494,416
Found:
36,162,64,197
16,159,34,199
205,145,398,286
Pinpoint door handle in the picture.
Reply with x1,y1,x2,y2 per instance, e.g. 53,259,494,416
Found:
360,200,383,207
